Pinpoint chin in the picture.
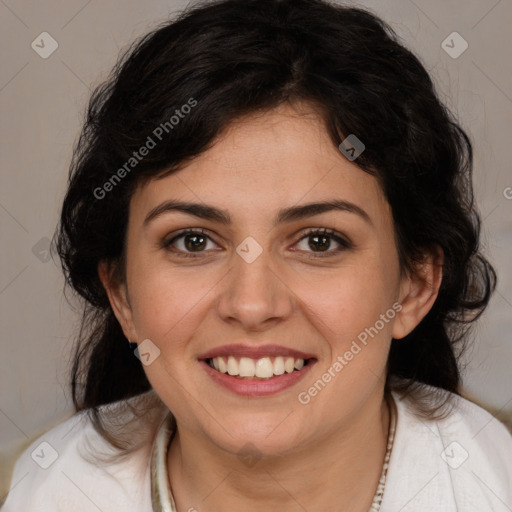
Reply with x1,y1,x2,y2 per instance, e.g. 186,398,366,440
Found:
205,414,305,458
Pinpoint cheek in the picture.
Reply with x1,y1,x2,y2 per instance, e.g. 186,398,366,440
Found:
291,260,397,342
127,262,220,347
290,267,396,425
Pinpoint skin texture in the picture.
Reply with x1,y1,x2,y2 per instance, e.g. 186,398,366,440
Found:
100,102,443,511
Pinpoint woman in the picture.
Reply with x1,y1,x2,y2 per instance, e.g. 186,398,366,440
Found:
2,0,511,510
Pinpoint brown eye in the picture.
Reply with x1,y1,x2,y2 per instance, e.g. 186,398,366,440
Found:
183,233,207,251
308,233,331,252
164,229,218,256
295,228,352,256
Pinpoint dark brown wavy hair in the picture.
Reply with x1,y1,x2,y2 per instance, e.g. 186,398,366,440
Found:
55,0,496,450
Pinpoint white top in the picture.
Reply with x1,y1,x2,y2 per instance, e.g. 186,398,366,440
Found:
2,386,512,511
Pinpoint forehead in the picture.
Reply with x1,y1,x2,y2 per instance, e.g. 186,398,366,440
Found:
131,104,389,225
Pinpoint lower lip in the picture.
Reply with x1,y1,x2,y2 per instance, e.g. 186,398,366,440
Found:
199,360,316,397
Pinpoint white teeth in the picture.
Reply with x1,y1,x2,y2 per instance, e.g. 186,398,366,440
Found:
294,359,304,370
218,357,227,373
227,356,238,376
273,356,285,375
255,357,274,378
239,357,256,377
209,356,307,378
284,357,295,373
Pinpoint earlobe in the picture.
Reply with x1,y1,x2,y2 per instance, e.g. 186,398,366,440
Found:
392,247,444,340
98,261,139,342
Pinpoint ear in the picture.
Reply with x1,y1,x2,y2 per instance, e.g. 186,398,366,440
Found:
98,260,139,342
392,246,444,340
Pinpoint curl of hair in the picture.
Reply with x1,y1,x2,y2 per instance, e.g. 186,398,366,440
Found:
56,0,496,452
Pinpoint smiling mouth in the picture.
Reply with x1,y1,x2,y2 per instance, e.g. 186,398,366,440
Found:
205,356,315,379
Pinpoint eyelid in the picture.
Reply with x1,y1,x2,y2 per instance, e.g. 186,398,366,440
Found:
297,227,350,243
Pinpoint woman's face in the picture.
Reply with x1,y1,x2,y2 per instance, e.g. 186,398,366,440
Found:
106,103,426,457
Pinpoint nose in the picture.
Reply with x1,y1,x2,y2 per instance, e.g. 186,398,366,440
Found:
215,246,294,331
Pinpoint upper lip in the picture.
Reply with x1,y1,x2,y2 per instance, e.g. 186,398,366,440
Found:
198,344,316,360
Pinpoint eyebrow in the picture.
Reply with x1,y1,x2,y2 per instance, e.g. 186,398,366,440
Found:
143,199,372,227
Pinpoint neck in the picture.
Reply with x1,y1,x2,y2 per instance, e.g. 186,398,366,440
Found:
167,391,392,512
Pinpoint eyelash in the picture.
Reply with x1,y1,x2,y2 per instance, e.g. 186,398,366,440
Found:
162,228,352,259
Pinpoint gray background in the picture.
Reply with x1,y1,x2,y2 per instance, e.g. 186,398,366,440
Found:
1,0,511,500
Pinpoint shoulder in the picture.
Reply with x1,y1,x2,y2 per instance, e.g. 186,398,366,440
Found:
381,384,512,512
400,385,512,477
436,390,512,470
1,391,167,512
